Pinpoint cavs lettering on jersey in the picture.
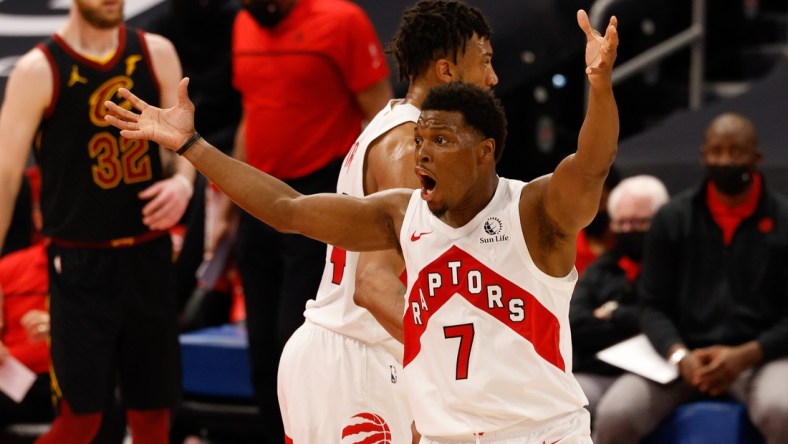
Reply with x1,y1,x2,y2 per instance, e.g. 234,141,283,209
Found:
399,178,588,437
305,100,420,359
35,26,162,242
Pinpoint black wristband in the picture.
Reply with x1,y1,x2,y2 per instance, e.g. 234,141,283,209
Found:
176,132,201,156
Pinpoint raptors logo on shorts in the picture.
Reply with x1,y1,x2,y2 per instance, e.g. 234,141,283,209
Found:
341,412,392,444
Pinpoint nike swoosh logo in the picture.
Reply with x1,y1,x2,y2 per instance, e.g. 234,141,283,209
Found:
410,231,432,242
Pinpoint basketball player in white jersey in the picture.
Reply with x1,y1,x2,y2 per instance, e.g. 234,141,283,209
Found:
279,2,497,442
105,9,619,443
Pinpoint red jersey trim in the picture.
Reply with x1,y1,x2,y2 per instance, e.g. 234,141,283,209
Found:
51,25,127,72
36,43,60,119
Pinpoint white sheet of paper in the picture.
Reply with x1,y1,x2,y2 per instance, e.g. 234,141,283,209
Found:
0,354,37,403
595,334,679,384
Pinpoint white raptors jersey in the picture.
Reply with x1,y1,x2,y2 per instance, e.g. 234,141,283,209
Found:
304,99,420,359
400,178,587,437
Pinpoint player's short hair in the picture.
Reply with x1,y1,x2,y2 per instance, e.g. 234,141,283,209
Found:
422,82,507,163
391,0,491,83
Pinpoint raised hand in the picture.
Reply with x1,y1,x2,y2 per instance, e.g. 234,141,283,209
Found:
104,77,196,150
577,9,618,78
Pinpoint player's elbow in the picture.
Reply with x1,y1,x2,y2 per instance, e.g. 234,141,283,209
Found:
353,275,373,310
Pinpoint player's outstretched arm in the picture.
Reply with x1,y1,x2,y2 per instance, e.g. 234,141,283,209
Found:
104,79,407,253
544,10,620,235
519,11,619,278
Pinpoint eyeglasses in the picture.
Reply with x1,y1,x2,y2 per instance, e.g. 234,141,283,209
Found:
610,217,651,231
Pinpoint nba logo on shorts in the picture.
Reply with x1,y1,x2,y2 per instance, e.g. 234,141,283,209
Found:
390,365,397,383
341,412,392,444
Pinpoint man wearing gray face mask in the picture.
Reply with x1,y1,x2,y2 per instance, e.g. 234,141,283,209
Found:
593,113,788,444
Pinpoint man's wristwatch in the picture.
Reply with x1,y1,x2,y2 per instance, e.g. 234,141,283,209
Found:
668,347,689,367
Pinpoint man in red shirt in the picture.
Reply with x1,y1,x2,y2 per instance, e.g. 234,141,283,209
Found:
211,1,393,441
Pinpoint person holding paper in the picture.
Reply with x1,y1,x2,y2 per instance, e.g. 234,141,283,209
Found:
593,113,788,444
569,175,668,419
0,242,52,428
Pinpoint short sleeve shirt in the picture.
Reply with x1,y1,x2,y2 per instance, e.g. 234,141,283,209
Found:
232,0,390,179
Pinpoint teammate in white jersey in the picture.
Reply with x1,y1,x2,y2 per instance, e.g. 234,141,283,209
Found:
279,2,498,442
104,8,619,443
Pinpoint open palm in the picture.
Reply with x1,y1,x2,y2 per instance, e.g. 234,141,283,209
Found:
105,77,196,150
577,9,618,78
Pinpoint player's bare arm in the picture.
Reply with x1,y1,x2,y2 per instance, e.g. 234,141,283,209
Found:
354,250,407,342
0,48,51,250
136,32,194,231
354,123,421,343
104,79,409,252
144,32,182,109
205,113,248,259
521,10,619,277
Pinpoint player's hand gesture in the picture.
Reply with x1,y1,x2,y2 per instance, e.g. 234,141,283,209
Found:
577,10,618,81
105,77,196,150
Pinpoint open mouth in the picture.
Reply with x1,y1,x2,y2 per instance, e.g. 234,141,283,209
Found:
416,169,436,200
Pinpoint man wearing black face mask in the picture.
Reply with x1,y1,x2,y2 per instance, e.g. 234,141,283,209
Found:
243,0,286,27
569,175,668,421
593,113,788,444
